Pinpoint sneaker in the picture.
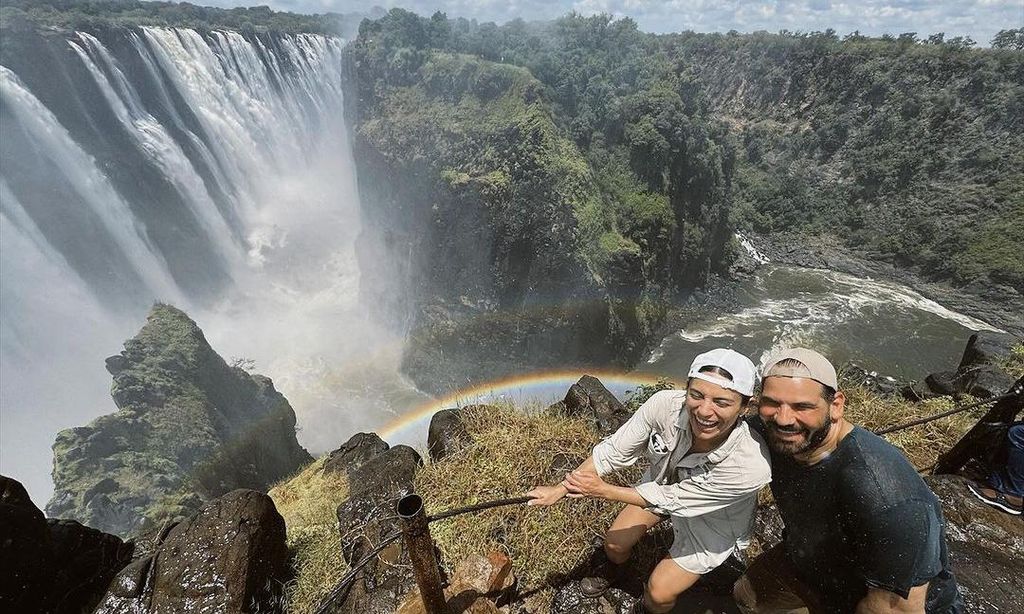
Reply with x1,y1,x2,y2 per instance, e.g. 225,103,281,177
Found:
967,482,1023,515
580,576,610,598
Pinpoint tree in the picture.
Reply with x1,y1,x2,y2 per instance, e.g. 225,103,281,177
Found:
991,28,1024,50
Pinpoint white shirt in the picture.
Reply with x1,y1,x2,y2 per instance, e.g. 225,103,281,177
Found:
591,389,771,560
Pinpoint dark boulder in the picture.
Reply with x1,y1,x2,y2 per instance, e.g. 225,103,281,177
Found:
925,475,1024,614
324,432,390,475
921,332,1020,399
561,375,630,434
427,407,479,461
48,519,133,613
331,445,423,614
1,475,132,614
1,475,52,613
94,489,289,614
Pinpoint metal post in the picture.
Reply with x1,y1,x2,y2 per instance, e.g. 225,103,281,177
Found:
397,494,448,614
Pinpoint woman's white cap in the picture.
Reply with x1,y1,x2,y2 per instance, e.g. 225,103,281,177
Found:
687,348,757,396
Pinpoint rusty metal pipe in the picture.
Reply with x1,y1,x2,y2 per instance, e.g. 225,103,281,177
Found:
397,494,448,614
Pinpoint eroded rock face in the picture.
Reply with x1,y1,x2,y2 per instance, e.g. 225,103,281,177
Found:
47,304,312,537
324,432,390,476
428,407,481,461
559,375,631,434
0,475,132,614
94,489,288,614
918,331,1020,399
925,475,1024,614
330,445,423,614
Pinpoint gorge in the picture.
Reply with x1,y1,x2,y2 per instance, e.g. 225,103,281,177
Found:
1,4,1021,516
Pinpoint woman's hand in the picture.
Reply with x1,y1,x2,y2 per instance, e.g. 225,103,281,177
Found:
562,469,610,499
526,485,568,506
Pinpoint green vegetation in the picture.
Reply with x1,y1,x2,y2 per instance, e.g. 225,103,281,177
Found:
0,0,353,34
269,457,351,614
352,10,1024,294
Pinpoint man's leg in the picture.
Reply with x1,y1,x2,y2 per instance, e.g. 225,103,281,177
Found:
604,504,664,564
733,544,811,614
643,556,701,613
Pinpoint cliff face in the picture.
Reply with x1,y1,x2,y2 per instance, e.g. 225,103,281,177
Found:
46,304,311,537
343,12,738,391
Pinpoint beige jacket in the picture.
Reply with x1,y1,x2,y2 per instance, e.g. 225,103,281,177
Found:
592,390,771,552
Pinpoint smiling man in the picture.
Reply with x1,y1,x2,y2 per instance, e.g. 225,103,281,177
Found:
735,348,964,614
527,349,771,613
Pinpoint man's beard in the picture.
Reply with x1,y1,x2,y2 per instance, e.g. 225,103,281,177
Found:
765,413,832,456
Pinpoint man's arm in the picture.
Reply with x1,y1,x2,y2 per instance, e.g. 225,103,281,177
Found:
855,585,927,614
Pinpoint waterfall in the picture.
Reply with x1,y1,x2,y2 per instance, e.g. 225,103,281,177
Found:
0,27,422,507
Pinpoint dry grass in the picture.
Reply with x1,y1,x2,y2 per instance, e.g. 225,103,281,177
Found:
268,457,350,614
841,386,971,470
414,404,641,589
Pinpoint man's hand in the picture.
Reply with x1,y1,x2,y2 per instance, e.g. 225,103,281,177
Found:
526,485,568,506
562,469,610,499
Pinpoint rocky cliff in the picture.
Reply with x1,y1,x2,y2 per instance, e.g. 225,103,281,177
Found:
46,304,312,537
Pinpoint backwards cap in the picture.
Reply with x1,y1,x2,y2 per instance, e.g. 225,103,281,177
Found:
761,347,838,390
688,348,757,397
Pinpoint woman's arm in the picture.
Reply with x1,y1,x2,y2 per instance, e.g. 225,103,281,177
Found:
562,468,650,507
526,456,599,506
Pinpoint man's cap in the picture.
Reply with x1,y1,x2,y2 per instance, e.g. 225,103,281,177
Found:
687,348,757,397
761,347,838,390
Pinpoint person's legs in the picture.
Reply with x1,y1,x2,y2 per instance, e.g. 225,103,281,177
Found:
643,556,701,613
582,505,665,598
992,424,1024,498
604,504,665,564
733,544,811,614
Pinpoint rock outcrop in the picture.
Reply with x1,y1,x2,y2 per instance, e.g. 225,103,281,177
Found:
94,489,289,614
551,375,631,435
427,406,478,461
324,432,390,476
47,304,312,537
1,475,132,614
331,444,424,614
397,552,516,614
912,331,1021,399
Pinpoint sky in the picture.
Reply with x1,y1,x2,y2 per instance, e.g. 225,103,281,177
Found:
204,0,1024,46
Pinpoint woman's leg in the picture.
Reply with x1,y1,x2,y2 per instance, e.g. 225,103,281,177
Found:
604,504,664,563
644,556,702,613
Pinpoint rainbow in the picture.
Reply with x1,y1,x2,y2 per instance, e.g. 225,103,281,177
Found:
379,368,680,444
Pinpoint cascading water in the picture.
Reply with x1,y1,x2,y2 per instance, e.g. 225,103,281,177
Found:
0,26,424,507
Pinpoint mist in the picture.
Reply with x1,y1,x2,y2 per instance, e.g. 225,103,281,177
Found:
0,27,423,508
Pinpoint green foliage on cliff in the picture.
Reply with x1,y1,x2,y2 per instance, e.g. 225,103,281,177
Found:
348,10,737,305
48,304,311,537
352,10,1023,294
0,0,352,34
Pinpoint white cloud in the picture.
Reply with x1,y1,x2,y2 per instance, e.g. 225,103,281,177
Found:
204,0,1023,45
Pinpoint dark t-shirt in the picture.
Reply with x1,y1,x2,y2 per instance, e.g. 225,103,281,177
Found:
753,421,962,613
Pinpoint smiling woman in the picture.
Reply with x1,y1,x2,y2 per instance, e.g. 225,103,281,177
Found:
526,348,771,614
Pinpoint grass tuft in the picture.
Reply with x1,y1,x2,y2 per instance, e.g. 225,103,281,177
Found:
414,404,641,589
269,457,350,614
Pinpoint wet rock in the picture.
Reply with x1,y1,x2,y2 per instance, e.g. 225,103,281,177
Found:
428,407,479,461
331,445,423,614
93,489,288,614
324,432,390,475
925,475,1024,614
561,375,630,434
